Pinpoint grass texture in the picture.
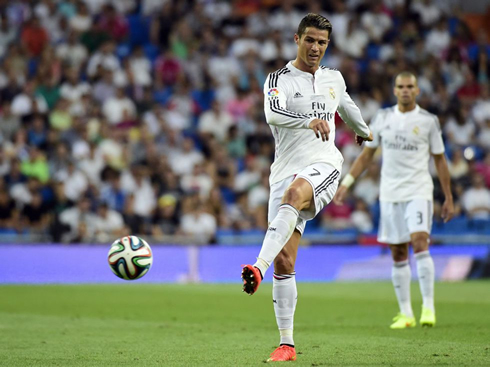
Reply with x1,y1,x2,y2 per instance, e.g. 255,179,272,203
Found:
0,282,489,366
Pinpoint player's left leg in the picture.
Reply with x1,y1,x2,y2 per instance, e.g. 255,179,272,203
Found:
268,230,301,362
242,177,313,295
411,231,436,326
246,163,339,290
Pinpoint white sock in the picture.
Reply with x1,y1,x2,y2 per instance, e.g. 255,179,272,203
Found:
415,251,435,313
273,272,297,346
254,204,299,277
392,260,414,318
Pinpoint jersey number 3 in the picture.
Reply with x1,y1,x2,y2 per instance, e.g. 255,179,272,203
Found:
416,211,423,225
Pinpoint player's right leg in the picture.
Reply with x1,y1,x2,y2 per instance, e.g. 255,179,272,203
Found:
379,201,415,329
390,243,416,329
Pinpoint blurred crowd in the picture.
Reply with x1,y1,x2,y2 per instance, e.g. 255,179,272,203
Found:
0,0,489,243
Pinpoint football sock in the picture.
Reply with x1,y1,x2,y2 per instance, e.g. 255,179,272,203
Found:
392,259,414,318
415,251,435,313
254,204,299,277
273,272,297,347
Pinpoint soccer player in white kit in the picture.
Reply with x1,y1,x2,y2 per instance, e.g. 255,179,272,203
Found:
241,13,373,362
335,72,455,329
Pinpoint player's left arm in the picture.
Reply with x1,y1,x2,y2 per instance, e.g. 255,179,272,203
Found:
432,154,454,223
430,115,454,223
336,76,372,145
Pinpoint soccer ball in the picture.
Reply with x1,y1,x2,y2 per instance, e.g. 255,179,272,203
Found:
108,236,153,280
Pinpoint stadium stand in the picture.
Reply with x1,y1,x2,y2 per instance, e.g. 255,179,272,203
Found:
0,0,489,245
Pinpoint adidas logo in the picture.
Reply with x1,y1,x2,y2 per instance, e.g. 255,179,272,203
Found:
293,92,303,98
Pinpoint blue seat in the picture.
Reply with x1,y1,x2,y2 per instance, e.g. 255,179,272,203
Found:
143,43,160,63
127,15,151,47
366,43,380,60
116,43,131,59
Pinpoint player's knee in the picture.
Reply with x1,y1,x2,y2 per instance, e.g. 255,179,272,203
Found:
282,186,306,210
412,235,429,253
391,245,409,262
274,253,295,274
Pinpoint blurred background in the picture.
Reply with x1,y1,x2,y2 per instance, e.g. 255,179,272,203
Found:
0,0,489,282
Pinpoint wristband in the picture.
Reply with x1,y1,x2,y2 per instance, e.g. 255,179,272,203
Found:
340,173,355,188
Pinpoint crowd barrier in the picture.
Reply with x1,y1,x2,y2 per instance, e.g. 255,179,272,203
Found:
1,244,489,284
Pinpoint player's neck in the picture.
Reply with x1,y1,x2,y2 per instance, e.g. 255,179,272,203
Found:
397,102,417,113
292,58,318,75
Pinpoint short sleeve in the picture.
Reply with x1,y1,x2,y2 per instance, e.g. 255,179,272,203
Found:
429,116,445,155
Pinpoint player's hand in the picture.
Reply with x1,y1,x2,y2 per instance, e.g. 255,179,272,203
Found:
333,185,348,205
441,198,455,223
309,119,330,142
355,131,373,146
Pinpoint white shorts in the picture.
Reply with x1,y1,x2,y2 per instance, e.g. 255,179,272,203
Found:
378,199,433,244
268,162,340,235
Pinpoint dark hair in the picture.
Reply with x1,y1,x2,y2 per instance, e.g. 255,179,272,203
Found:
395,71,418,86
297,13,332,39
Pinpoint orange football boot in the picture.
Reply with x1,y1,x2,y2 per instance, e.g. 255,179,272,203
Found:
241,265,262,295
267,345,297,362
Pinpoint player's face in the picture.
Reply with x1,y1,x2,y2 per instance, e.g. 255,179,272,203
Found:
394,76,420,105
294,27,330,70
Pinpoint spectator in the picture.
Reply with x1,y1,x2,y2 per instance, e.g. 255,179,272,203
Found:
69,1,93,33
180,196,217,243
56,32,89,69
102,87,137,125
151,194,180,237
425,18,451,58
448,149,469,182
11,82,48,119
94,202,126,242
20,190,50,232
350,199,374,233
59,196,98,242
86,40,120,79
462,174,490,220
0,188,19,230
20,17,49,57
198,99,234,143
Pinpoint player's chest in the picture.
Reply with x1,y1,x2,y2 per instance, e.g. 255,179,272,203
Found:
379,118,430,147
287,78,340,112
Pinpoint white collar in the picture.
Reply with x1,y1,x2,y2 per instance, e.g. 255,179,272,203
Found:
394,104,420,115
287,61,323,78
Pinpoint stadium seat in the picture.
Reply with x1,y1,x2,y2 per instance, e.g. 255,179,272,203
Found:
127,15,151,47
367,44,380,60
116,43,132,60
143,43,160,64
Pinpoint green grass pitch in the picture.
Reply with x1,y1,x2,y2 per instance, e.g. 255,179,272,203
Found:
1,282,489,366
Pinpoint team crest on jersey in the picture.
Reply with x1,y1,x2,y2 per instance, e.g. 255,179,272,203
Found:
413,126,420,135
329,87,336,99
268,88,279,97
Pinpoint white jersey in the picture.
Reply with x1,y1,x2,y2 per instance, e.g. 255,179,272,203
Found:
365,105,445,202
264,61,370,185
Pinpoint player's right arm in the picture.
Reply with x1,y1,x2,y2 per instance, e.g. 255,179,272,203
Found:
264,73,330,141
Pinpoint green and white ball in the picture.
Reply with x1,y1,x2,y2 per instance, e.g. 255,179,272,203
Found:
108,236,153,280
